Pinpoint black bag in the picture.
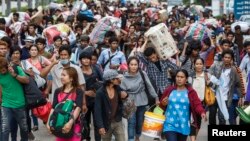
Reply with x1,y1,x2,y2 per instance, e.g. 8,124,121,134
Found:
79,113,90,140
139,70,155,106
13,65,47,109
24,77,47,109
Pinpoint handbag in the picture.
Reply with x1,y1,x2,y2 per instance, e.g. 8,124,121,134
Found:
32,100,52,123
13,64,47,109
34,74,46,88
204,86,215,106
139,70,155,106
122,97,137,119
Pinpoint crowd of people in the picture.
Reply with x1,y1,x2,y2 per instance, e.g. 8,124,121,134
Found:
0,0,250,141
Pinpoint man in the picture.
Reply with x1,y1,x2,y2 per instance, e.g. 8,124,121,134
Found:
213,39,231,64
21,36,35,60
0,57,29,141
94,69,127,141
240,41,250,75
0,40,8,58
0,40,9,141
46,36,62,55
234,25,244,54
71,35,95,65
226,31,240,66
41,45,86,111
209,49,243,125
97,37,126,71
135,40,179,96
35,37,52,59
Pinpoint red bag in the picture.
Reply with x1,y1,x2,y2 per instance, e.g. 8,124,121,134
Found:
32,101,52,123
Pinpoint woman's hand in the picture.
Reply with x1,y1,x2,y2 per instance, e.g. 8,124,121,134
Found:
201,113,207,122
99,128,106,136
82,104,88,113
62,120,74,133
46,123,52,134
161,97,168,106
155,99,160,105
121,91,128,99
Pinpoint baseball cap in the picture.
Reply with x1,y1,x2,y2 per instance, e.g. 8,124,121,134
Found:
103,69,123,81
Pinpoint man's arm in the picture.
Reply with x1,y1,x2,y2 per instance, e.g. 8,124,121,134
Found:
40,60,58,78
9,66,29,84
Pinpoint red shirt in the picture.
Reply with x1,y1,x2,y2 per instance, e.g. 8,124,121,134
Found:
160,85,205,128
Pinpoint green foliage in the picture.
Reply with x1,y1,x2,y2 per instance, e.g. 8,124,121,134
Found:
183,0,212,6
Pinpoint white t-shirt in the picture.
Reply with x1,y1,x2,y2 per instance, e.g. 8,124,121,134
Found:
219,68,231,101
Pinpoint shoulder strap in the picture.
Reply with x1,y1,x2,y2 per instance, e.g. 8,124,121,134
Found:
38,56,43,65
139,70,150,97
62,93,71,102
103,52,116,68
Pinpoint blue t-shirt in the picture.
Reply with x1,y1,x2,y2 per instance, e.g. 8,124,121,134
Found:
163,89,190,135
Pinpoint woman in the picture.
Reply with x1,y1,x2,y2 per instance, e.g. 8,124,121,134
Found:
94,69,128,141
28,45,51,72
47,67,83,141
79,52,103,141
120,56,159,141
28,45,51,131
160,69,207,141
189,58,211,141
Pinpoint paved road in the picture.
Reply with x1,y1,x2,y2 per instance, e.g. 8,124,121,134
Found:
16,118,208,141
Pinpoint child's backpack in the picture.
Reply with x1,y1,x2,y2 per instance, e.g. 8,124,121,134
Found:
48,90,76,138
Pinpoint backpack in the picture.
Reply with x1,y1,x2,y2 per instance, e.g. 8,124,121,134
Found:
48,90,76,138
13,64,47,109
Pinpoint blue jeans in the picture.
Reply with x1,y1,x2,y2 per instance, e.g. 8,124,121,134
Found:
228,99,239,125
165,131,188,141
127,106,146,141
1,107,28,141
10,118,18,141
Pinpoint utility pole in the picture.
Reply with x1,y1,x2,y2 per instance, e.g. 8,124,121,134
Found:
17,0,21,11
1,0,5,16
6,0,10,16
28,0,32,9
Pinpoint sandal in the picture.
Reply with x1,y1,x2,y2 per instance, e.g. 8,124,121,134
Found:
32,126,39,131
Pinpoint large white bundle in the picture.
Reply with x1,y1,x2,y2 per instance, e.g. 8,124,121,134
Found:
71,0,87,15
145,23,178,60
89,16,121,44
9,22,22,34
231,22,249,33
49,2,63,9
205,18,218,28
8,12,30,24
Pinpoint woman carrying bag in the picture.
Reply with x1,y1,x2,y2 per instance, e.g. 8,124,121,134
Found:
188,57,213,141
47,67,83,141
159,69,207,141
120,56,159,141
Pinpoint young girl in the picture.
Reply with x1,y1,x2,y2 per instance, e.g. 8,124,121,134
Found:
47,67,83,141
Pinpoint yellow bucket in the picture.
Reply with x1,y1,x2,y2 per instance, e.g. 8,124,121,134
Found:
142,111,166,138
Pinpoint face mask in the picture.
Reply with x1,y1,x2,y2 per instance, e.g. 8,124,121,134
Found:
60,59,69,65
